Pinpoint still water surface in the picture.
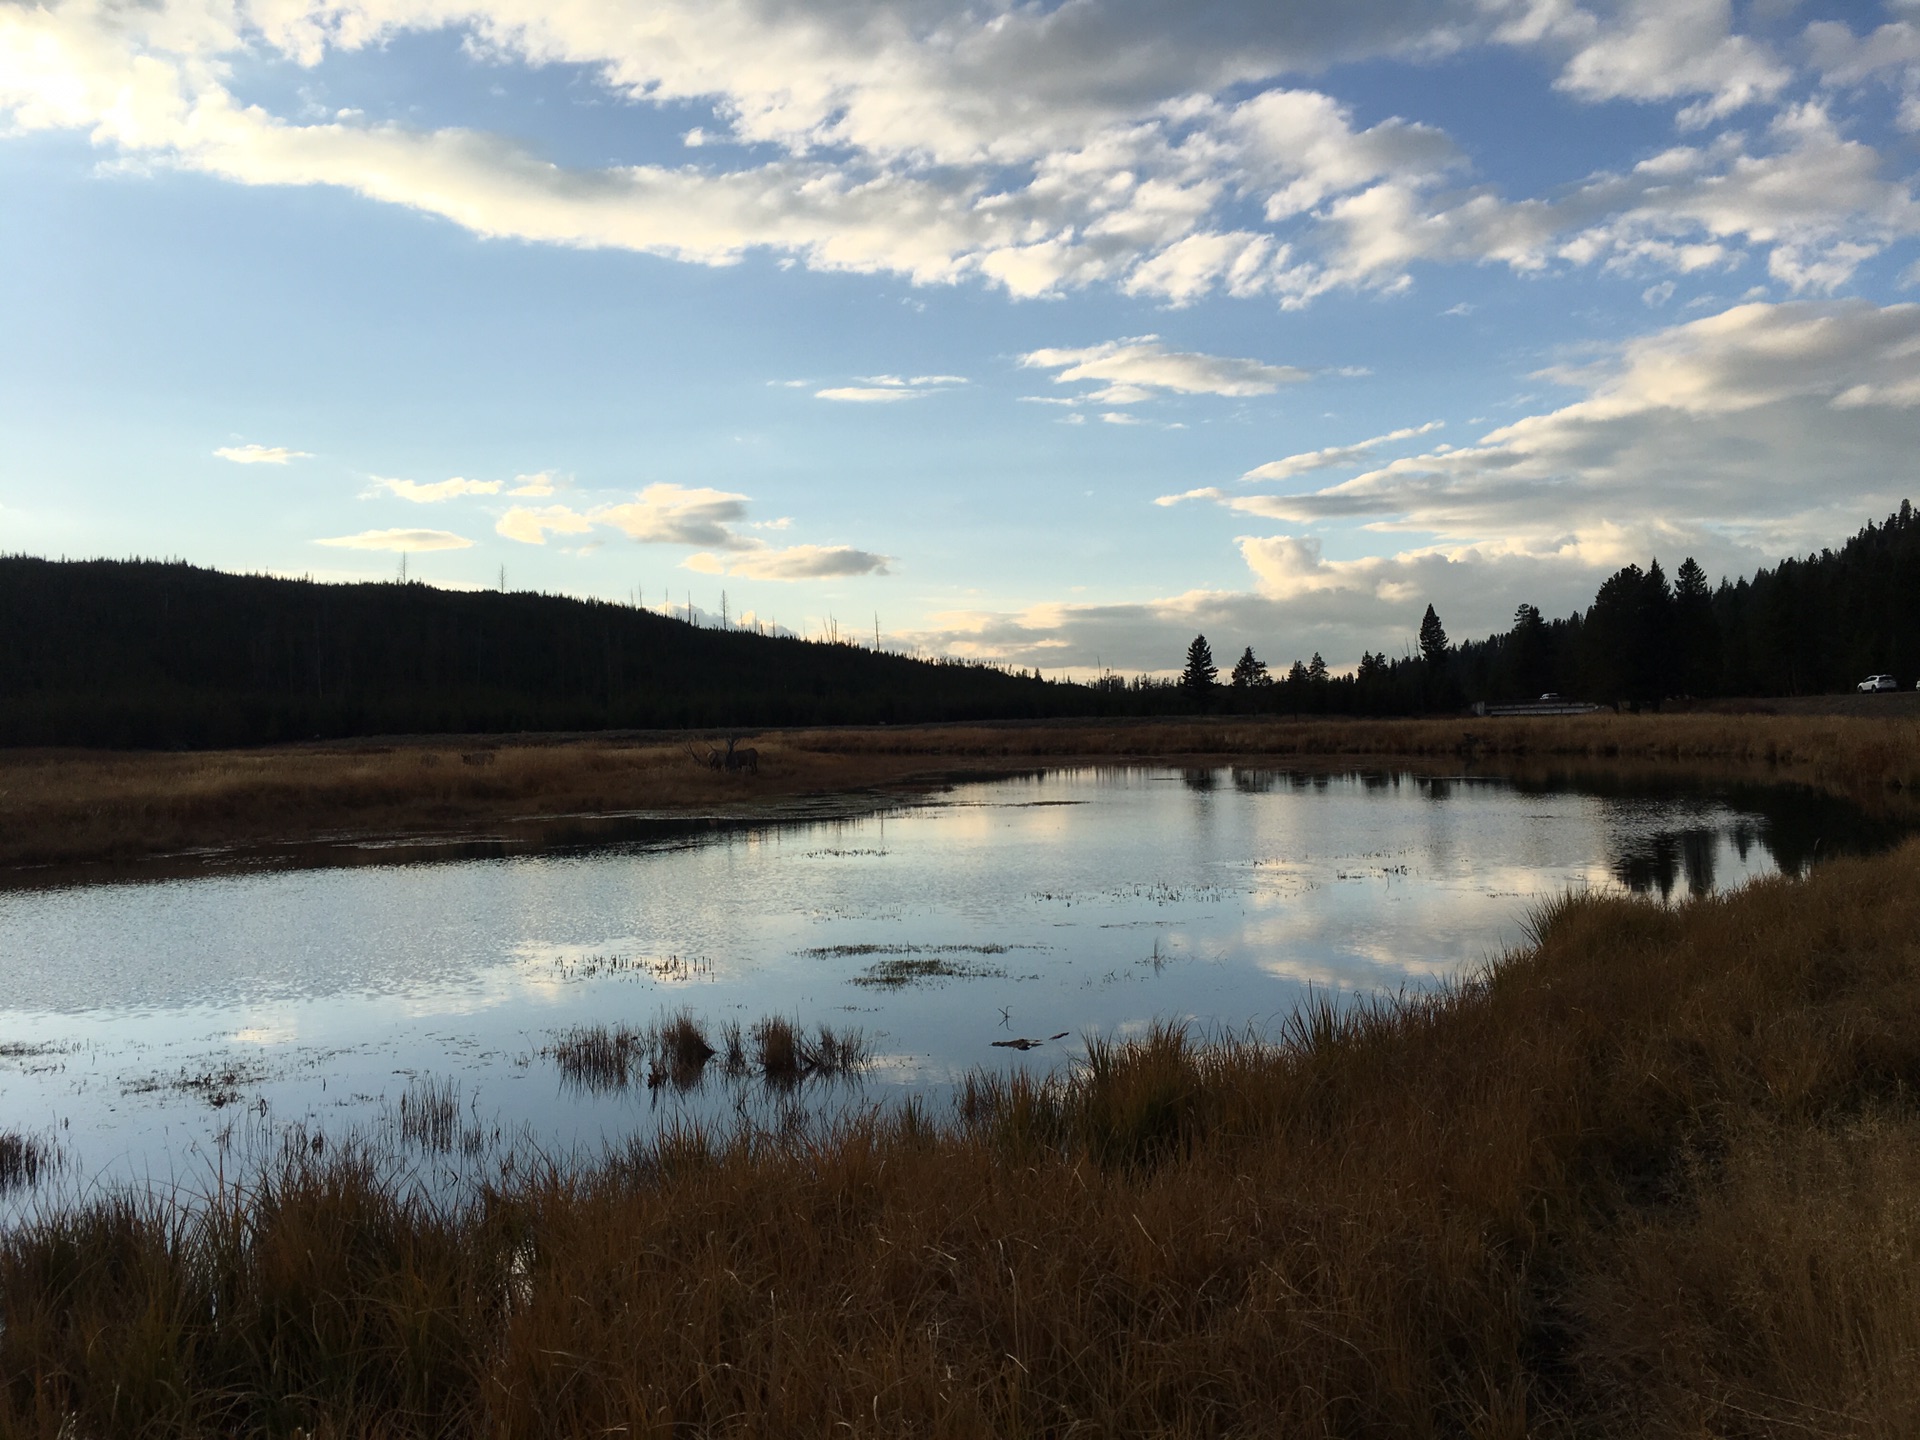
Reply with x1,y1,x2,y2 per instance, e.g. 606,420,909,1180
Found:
0,765,1891,1196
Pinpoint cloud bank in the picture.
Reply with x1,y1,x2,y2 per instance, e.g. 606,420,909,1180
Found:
3,0,1907,304
493,482,887,580
915,298,1920,672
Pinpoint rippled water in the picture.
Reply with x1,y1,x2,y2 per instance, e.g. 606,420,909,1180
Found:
0,764,1893,1197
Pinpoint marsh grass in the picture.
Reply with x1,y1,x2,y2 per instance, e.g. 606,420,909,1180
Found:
650,1012,717,1091
12,842,1920,1433
747,1016,871,1083
10,711,1920,873
545,1012,861,1096
751,1015,802,1080
544,1022,645,1091
397,1076,464,1153
849,955,1008,987
0,735,835,870
0,1133,56,1192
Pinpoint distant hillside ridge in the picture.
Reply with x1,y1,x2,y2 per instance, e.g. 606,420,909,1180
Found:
0,558,1093,748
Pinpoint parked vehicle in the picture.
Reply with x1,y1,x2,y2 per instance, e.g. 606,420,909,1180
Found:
1858,674,1900,692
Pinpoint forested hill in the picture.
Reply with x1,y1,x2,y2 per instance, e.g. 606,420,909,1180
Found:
0,558,1087,748
1445,499,1920,707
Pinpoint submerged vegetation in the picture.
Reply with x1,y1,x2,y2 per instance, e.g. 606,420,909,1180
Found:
8,840,1920,1433
0,1133,56,1193
545,1012,870,1093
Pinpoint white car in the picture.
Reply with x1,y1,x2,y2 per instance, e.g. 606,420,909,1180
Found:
1858,674,1900,692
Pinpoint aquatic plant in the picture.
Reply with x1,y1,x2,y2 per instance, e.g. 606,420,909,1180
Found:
397,1075,462,1153
544,1023,649,1091
0,1132,56,1192
649,1011,717,1092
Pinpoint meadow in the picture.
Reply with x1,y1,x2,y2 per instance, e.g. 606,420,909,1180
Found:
5,832,1920,1434
5,709,1919,872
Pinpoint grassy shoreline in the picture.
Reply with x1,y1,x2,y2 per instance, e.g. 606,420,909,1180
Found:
8,838,1920,1434
5,710,1918,874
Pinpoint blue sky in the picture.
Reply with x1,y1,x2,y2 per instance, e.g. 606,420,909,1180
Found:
4,0,1920,673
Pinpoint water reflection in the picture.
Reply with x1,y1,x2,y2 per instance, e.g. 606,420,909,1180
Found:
1611,828,1719,898
1565,774,1904,896
1,764,1909,1198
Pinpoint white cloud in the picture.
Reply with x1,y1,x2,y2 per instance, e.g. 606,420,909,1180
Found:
721,544,891,580
1020,336,1308,406
496,505,594,545
373,475,503,502
6,0,1875,311
1154,486,1226,507
508,471,558,496
594,483,754,547
949,298,1920,671
1550,0,1790,124
816,387,925,403
486,480,889,575
316,527,473,551
1299,104,1919,300
216,443,311,464
1805,19,1920,86
898,541,1613,676
1237,422,1444,484
1216,300,1920,562
816,374,966,402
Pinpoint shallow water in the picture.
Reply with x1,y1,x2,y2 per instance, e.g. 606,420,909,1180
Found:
0,764,1894,1199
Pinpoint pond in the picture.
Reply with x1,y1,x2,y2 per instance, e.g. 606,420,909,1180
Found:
0,764,1899,1200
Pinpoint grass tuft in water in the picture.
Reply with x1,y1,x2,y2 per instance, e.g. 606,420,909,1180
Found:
0,1132,56,1192
649,1011,717,1091
547,1013,863,1094
750,1016,869,1083
545,1024,649,1091
752,1016,802,1081
397,1076,462,1153
850,956,1008,987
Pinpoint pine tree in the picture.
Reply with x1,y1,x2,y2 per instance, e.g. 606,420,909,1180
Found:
1229,646,1270,688
1507,602,1551,699
1673,556,1720,696
1307,652,1328,684
1180,634,1218,700
1418,605,1449,667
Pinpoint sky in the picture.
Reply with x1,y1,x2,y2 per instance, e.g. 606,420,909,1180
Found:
4,0,1920,675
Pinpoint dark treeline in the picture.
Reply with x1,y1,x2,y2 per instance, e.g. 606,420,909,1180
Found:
1190,500,1920,715
0,558,1097,747
7,501,1918,746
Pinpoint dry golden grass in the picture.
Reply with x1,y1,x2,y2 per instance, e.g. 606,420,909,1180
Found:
9,839,1920,1435
4,710,1916,872
792,709,1920,792
0,736,934,870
